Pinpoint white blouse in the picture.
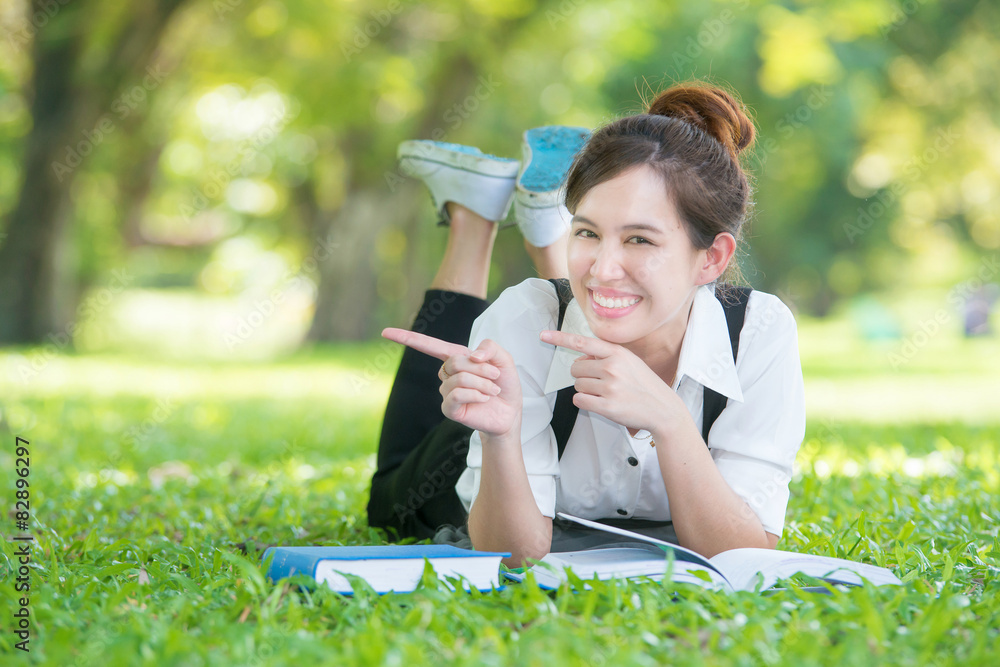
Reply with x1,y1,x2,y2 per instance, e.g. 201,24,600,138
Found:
454,278,806,537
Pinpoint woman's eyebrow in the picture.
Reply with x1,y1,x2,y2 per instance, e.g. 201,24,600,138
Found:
572,215,663,234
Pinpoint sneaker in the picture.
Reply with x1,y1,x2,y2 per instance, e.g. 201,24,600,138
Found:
397,140,520,224
514,125,591,247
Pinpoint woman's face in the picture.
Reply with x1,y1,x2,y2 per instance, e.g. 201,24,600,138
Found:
567,165,706,352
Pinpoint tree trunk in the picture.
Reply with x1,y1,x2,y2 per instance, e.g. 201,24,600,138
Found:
120,144,166,247
0,0,188,344
306,55,481,342
306,186,421,341
0,22,82,343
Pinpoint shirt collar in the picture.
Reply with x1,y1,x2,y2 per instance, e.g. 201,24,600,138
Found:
542,283,744,402
543,298,591,394
677,283,744,403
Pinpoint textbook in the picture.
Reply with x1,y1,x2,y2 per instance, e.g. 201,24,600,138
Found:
262,545,509,594
506,513,902,592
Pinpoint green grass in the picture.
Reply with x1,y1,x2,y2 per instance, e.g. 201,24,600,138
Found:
1,336,998,666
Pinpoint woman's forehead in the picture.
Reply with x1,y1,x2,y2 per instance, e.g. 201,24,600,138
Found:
574,166,683,233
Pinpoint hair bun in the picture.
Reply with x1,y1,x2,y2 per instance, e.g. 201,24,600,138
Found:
647,84,755,159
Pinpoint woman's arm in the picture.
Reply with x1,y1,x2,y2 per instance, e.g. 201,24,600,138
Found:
383,326,555,566
651,294,803,556
468,424,553,567
456,338,552,566
459,282,566,565
649,406,776,557
387,281,564,564
540,314,801,558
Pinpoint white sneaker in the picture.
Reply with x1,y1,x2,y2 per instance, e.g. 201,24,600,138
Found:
514,126,590,247
397,140,520,224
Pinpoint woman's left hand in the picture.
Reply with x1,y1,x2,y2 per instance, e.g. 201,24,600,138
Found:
540,329,683,434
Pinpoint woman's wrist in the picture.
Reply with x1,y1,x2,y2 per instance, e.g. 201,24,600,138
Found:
647,385,689,443
480,417,523,450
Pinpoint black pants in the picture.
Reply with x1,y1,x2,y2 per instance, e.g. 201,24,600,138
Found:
367,289,680,547
367,289,487,541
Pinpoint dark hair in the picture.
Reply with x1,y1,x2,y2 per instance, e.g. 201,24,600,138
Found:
564,82,755,284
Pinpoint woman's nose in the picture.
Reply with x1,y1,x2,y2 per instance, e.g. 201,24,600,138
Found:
589,242,625,280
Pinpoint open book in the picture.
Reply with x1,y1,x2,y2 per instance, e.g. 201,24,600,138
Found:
505,513,902,592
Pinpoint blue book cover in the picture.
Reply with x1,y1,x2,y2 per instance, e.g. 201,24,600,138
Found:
262,545,510,594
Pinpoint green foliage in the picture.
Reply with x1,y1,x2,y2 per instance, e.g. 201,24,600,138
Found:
3,0,998,332
0,341,997,665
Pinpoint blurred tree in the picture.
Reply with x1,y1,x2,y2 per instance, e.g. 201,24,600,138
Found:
1,0,997,349
0,0,189,343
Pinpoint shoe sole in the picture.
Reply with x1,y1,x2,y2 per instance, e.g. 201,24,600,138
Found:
517,126,591,195
398,140,520,179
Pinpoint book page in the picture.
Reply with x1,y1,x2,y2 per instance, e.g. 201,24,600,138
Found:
709,548,903,592
554,513,724,577
318,558,426,594
530,547,732,591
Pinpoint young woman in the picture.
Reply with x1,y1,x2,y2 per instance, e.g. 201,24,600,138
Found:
368,83,805,566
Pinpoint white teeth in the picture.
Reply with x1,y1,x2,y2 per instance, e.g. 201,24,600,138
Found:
593,293,639,309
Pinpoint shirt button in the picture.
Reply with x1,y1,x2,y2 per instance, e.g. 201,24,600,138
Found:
617,509,628,516
627,456,639,467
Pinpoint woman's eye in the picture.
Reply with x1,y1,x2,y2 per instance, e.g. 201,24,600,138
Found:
628,236,652,245
574,229,597,239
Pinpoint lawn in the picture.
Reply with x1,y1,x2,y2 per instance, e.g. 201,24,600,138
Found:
0,326,998,665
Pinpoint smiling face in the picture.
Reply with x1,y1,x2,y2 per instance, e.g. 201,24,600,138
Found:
567,165,710,362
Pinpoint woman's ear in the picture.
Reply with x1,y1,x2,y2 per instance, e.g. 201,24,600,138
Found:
696,232,736,285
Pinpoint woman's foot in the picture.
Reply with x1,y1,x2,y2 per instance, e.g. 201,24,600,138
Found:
514,125,590,248
429,203,498,299
397,140,520,225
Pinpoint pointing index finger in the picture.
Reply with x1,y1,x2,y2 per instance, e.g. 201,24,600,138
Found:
539,329,613,358
381,328,470,361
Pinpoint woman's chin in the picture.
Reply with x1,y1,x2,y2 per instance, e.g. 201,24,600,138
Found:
589,321,640,345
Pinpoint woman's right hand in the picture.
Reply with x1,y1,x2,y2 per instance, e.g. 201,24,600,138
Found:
382,328,523,438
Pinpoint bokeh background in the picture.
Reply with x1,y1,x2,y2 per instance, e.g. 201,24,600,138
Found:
0,0,998,358
1,2,999,663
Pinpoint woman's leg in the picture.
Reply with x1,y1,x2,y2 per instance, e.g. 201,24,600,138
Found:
369,124,577,538
369,205,499,538
430,203,499,298
523,235,569,280
374,204,496,474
